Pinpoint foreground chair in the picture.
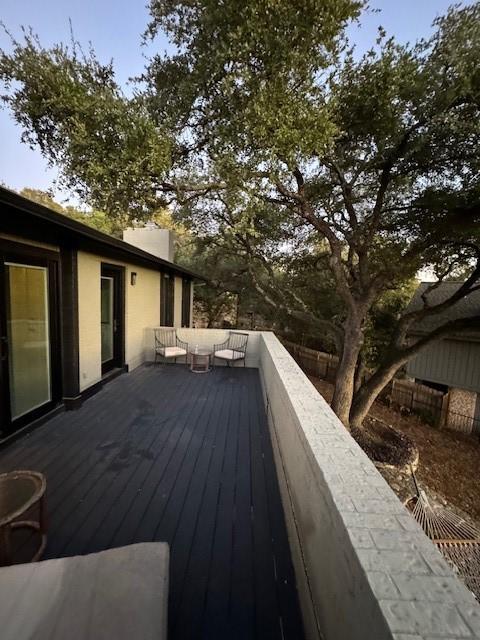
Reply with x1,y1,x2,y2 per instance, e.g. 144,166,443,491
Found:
154,327,188,364
213,331,249,367
0,543,169,640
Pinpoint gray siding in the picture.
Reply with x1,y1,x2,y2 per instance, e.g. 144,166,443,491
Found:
406,338,480,393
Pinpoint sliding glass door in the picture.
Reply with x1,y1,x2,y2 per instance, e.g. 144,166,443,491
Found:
6,263,51,419
101,275,114,366
0,248,60,436
100,265,124,374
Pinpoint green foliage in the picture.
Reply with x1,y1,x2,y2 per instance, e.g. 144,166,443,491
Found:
146,0,363,164
1,30,171,220
363,279,418,367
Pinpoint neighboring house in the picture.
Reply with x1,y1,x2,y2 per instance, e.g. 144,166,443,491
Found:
0,186,199,439
405,281,480,434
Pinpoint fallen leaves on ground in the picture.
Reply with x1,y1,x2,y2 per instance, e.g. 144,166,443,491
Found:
308,375,480,529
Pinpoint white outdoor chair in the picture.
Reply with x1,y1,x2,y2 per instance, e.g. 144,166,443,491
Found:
154,327,188,364
213,332,249,367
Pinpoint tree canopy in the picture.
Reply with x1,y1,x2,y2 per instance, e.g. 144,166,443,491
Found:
1,2,479,429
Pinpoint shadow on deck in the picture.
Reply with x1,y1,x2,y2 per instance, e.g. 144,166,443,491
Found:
0,364,304,640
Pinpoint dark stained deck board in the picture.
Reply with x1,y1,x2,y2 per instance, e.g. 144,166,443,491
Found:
0,365,304,640
253,374,306,638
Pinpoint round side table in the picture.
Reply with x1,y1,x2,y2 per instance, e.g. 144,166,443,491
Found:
0,470,47,566
189,347,213,373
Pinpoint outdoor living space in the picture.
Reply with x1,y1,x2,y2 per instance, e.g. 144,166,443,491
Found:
0,362,303,640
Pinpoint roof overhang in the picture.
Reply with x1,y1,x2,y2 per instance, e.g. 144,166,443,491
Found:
0,187,204,281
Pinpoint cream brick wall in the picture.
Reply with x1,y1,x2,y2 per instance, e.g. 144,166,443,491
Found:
77,252,161,391
78,252,102,391
125,266,160,368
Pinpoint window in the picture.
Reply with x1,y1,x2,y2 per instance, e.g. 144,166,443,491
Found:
181,279,191,327
160,273,174,326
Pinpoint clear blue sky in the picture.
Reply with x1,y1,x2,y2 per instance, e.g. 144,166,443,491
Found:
0,0,473,201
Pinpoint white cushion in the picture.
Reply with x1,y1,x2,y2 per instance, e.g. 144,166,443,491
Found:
214,349,244,361
0,543,169,640
157,346,187,358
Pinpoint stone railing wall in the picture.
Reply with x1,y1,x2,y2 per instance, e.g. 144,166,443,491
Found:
258,331,480,640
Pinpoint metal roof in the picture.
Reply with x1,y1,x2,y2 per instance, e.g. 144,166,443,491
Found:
406,281,480,340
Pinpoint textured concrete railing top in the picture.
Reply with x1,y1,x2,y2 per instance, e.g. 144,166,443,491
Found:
258,332,480,640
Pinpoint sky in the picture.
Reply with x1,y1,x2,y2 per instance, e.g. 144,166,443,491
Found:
0,0,474,202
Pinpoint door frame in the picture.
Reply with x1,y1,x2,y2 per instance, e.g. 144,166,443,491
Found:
0,240,61,436
100,263,125,375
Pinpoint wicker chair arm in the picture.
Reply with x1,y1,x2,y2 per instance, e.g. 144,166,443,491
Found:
176,337,189,351
213,338,229,352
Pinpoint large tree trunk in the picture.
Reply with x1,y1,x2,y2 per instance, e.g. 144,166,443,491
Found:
349,359,406,429
331,317,363,426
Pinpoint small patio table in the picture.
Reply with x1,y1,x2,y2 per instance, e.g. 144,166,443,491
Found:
189,347,213,373
0,470,47,566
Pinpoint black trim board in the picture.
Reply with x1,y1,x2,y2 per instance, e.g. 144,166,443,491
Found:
181,278,192,327
0,367,128,449
0,186,202,281
60,247,81,409
101,263,126,374
0,402,65,451
80,366,128,402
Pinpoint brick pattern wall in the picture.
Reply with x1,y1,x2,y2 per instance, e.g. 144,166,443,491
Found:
259,332,480,640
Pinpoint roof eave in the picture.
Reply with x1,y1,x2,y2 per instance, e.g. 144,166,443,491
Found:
0,186,204,281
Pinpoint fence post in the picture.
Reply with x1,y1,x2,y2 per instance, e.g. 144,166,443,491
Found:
439,392,449,429
391,379,397,407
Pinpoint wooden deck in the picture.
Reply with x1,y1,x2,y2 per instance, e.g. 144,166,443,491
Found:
0,364,304,640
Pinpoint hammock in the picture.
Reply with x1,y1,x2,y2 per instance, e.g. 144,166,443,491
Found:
406,472,480,602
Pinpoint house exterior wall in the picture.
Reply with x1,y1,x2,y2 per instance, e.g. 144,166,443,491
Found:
406,338,480,393
77,251,162,391
78,252,102,391
126,266,161,369
123,227,175,262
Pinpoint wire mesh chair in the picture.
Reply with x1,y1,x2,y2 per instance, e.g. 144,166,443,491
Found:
154,327,188,364
213,332,248,367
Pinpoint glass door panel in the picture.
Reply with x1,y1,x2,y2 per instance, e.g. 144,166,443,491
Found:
101,276,114,364
5,263,51,420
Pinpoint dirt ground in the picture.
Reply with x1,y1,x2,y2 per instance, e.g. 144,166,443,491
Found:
308,375,480,529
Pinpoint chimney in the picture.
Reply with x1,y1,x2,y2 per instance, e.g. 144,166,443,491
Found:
123,227,175,263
